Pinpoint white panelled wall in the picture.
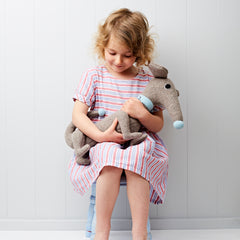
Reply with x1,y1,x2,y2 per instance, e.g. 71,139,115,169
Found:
0,0,240,230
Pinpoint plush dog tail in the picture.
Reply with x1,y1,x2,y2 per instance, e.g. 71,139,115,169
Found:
64,122,76,149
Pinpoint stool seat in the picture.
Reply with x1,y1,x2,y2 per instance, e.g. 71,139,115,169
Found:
85,172,152,240
120,171,126,185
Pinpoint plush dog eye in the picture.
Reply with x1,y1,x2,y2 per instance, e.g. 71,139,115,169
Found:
165,84,171,89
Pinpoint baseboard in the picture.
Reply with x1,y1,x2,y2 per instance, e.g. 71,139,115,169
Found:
0,219,87,231
0,218,240,231
150,218,240,230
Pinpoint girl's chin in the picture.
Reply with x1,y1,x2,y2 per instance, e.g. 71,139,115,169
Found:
113,65,125,72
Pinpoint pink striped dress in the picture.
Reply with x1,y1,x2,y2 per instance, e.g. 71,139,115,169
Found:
68,65,168,204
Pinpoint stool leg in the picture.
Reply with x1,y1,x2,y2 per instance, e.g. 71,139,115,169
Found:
147,216,152,240
85,183,96,239
90,204,96,240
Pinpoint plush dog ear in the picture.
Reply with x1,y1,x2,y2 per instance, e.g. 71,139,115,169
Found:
148,63,168,79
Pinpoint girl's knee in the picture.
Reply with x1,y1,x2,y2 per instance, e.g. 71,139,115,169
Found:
125,170,145,180
100,166,123,178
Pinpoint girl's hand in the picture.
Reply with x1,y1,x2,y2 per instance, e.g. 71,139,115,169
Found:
121,98,164,133
101,118,126,144
121,97,148,120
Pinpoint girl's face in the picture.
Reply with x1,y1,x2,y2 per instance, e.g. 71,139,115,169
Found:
104,35,136,76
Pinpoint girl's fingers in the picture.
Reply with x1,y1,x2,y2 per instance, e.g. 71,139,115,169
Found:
109,118,118,131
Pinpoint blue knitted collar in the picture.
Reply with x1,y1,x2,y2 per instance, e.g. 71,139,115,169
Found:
137,95,154,112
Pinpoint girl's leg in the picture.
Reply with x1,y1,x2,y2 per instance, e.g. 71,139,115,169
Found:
125,170,150,240
94,166,123,240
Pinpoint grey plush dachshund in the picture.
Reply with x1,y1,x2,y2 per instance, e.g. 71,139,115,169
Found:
65,63,184,165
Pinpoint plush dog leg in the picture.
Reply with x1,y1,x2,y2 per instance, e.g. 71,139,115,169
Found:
65,122,76,148
72,129,91,165
130,132,148,146
116,111,143,140
75,144,91,165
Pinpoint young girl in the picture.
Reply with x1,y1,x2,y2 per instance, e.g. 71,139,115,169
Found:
69,8,168,240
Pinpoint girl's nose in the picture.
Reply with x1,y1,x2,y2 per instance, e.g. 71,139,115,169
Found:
115,55,123,64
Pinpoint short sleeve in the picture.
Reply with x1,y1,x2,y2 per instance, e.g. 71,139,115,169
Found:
73,68,97,107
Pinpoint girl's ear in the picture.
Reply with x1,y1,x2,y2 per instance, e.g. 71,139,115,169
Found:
148,63,168,79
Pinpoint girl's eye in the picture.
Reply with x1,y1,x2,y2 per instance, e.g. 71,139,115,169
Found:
109,52,116,55
125,55,132,58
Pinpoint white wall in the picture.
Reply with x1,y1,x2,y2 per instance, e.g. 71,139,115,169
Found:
0,0,240,230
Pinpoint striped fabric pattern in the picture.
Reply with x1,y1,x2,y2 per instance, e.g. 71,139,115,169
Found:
68,65,168,204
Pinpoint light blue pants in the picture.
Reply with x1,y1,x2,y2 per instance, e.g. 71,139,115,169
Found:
85,180,152,240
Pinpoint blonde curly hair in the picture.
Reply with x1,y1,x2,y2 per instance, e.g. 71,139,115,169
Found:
95,8,154,66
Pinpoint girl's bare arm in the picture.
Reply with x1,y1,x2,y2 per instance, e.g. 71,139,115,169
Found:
72,100,125,143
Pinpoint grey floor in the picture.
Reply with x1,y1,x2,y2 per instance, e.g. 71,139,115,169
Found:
0,229,240,240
